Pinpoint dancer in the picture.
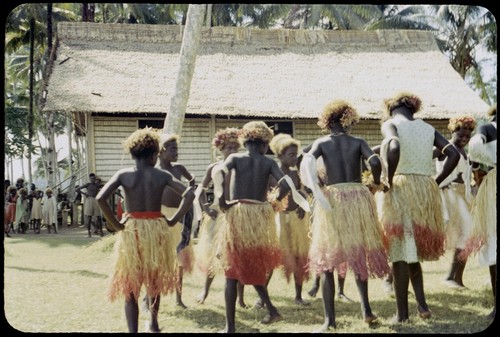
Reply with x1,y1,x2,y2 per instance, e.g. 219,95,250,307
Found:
300,99,390,331
460,104,496,319
378,92,459,323
157,133,196,309
215,121,309,333
194,127,247,308
96,127,195,333
268,133,311,306
434,115,476,289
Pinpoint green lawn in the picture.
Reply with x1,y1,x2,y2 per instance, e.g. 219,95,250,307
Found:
3,225,495,333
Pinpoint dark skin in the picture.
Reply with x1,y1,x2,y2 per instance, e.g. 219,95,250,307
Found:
195,141,247,308
306,121,384,332
77,174,103,237
267,144,309,306
97,150,195,333
433,126,473,288
382,105,460,323
218,139,290,333
469,113,496,320
157,139,195,309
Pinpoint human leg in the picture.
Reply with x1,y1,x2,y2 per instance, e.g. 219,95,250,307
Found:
408,262,431,319
254,271,272,309
294,280,309,306
124,295,139,333
308,275,320,298
223,278,238,333
314,271,336,332
354,275,377,323
86,215,92,237
253,284,282,324
196,275,214,304
147,295,162,332
392,261,410,322
444,249,467,289
337,272,355,303
237,281,248,308
487,264,496,319
176,266,187,309
96,216,104,236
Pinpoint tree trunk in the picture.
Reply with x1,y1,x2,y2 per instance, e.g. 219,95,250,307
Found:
163,4,206,135
46,112,57,188
205,4,212,27
27,17,35,185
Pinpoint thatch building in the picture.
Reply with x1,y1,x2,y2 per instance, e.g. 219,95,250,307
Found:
41,22,490,182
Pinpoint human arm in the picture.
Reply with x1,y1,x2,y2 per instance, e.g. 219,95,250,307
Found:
198,164,218,219
164,177,195,226
96,172,124,231
380,121,400,187
433,131,460,186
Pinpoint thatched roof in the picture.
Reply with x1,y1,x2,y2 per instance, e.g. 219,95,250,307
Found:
42,22,490,120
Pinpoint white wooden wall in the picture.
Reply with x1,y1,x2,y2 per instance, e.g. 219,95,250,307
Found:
90,115,450,184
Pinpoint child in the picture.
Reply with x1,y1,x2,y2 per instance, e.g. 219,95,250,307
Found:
155,133,196,309
460,104,496,319
378,92,459,323
215,121,309,333
433,115,476,289
4,186,17,237
15,188,29,234
194,127,247,308
300,100,390,331
96,127,195,333
268,133,311,306
42,188,58,234
31,190,43,234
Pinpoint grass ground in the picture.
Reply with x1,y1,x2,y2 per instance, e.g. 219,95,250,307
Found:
3,224,496,333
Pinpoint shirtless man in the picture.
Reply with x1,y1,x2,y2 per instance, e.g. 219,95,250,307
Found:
77,173,103,237
300,100,390,331
96,128,195,333
215,121,309,333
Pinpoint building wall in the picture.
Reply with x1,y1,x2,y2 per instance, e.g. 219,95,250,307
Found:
90,115,450,183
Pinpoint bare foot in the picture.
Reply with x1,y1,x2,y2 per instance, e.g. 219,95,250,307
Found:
196,292,206,304
238,301,249,309
312,322,336,333
364,314,378,324
176,300,188,309
308,288,319,298
294,298,310,306
337,293,355,303
261,313,283,324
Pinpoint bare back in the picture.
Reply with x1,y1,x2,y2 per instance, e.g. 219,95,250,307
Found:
105,166,174,213
310,134,372,185
226,152,283,201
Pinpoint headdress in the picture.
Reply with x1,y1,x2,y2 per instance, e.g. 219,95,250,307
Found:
448,115,477,132
212,127,240,149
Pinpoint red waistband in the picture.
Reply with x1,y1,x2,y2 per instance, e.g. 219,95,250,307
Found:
124,211,163,219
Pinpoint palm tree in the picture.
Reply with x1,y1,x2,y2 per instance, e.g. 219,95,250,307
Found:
163,4,206,135
429,5,496,104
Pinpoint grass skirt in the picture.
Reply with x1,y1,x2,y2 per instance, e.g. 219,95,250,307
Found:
277,211,311,284
162,206,194,273
108,216,178,302
308,183,390,281
378,174,445,262
441,184,472,250
195,209,224,277
218,201,281,285
460,168,496,266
